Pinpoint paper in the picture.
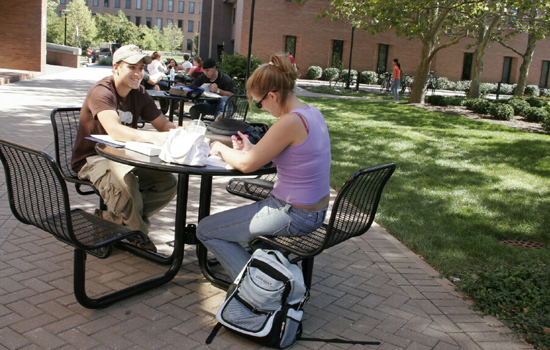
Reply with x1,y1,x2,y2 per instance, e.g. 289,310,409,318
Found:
125,141,162,156
206,155,234,169
202,90,222,99
86,135,126,148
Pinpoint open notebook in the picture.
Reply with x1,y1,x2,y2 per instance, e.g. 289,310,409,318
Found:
86,135,162,156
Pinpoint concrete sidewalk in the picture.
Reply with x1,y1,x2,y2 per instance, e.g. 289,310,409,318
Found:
0,66,532,350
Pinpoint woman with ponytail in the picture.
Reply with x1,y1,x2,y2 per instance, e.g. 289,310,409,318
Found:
391,58,401,102
196,52,331,281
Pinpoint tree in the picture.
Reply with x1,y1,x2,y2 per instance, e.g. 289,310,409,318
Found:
46,0,63,44
320,0,484,103
193,32,200,56
497,3,550,96
94,13,123,43
136,25,157,50
66,0,96,48
163,23,185,53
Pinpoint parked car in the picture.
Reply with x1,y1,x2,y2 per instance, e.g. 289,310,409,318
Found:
90,43,120,63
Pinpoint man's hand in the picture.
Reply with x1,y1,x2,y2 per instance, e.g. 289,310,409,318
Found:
149,131,170,146
210,83,219,93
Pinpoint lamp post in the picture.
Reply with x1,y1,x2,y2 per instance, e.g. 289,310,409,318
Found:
245,0,256,84
345,25,356,90
62,9,70,46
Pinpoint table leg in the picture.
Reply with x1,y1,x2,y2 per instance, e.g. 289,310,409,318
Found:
168,99,175,123
196,175,231,290
178,100,185,127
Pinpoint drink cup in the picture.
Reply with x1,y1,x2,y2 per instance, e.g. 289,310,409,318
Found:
187,119,206,135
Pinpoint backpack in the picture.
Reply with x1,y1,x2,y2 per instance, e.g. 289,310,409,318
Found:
206,249,308,349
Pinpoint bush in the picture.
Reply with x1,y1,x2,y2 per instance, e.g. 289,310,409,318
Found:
524,85,540,97
480,83,497,94
498,83,516,95
526,96,547,108
506,98,531,116
221,52,262,82
489,104,514,120
455,80,471,92
341,69,358,83
540,88,550,97
360,71,378,85
466,98,492,114
322,67,340,82
524,107,549,122
436,77,456,91
426,95,465,106
306,66,323,80
543,115,550,132
98,57,112,66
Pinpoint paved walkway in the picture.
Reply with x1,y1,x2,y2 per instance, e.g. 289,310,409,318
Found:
0,66,532,350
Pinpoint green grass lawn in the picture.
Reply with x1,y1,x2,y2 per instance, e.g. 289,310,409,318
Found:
247,96,550,348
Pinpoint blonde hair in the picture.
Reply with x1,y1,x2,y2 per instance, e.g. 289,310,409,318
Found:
246,52,300,107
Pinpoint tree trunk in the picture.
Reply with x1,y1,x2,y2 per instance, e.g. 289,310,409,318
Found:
410,41,435,104
468,16,500,98
513,32,538,96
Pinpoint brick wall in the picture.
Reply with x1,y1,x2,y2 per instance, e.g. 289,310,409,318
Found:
0,0,46,72
233,0,550,85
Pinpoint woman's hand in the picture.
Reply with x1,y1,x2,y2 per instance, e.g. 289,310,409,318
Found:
231,131,253,152
209,141,226,156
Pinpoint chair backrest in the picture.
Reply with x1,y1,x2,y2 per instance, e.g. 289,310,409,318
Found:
0,138,76,246
50,107,81,181
323,163,395,251
222,95,249,122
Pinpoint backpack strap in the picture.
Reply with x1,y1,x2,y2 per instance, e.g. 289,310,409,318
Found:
205,322,223,345
298,336,381,345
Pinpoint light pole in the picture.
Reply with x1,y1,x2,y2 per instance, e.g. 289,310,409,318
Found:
345,25,356,90
245,0,256,84
62,9,70,46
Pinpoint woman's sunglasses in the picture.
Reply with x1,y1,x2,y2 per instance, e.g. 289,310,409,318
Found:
255,91,278,109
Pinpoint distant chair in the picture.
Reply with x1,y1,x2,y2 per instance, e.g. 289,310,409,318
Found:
222,94,249,121
252,163,396,288
0,138,184,309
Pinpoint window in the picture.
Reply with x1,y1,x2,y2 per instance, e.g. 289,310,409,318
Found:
157,0,163,11
135,16,141,25
178,19,183,28
136,0,141,9
60,0,66,4
115,0,120,7
93,0,98,6
501,56,513,84
187,20,194,32
157,18,162,28
167,18,173,26
331,40,344,68
189,1,194,13
168,0,173,12
232,8,236,24
125,0,131,8
285,36,297,58
376,44,389,73
147,0,152,10
540,61,550,88
187,39,193,51
146,17,152,28
178,1,184,12
461,52,474,81
104,0,109,7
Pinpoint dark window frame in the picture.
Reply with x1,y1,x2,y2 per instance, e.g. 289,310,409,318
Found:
540,60,550,88
461,52,474,81
376,44,389,73
501,56,513,84
285,36,297,59
331,40,344,68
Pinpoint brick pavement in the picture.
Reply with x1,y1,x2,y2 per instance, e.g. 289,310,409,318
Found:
0,66,533,350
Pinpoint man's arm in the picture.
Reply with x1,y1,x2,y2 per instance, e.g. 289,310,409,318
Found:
97,110,175,146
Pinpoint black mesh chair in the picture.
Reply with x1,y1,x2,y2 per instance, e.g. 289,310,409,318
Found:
252,163,395,288
222,94,249,121
226,173,278,201
0,139,183,309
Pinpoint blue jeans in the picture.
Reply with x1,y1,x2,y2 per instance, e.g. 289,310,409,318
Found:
196,196,327,280
391,78,401,101
189,96,229,119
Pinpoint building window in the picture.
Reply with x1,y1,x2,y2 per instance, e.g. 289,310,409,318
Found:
187,20,194,32
60,0,66,4
285,36,296,58
540,61,550,88
189,1,194,14
147,0,152,10
232,8,236,24
178,1,184,12
127,15,131,20
462,52,474,81
178,19,183,28
104,0,109,7
126,0,131,8
135,16,141,25
157,18,162,28
331,40,344,68
93,0,98,6
376,44,389,73
115,0,120,8
157,0,163,11
501,56,513,84
187,39,193,51
167,18,173,26
136,0,141,9
168,0,174,12
146,17,152,28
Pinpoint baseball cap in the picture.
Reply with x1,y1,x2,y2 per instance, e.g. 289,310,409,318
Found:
113,45,152,65
202,58,217,69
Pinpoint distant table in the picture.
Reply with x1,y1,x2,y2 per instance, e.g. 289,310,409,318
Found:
147,90,221,127
96,144,276,290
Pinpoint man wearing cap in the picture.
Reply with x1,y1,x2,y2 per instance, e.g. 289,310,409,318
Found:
188,58,235,119
71,44,178,252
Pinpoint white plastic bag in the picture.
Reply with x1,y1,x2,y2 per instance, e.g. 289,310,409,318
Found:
159,128,210,166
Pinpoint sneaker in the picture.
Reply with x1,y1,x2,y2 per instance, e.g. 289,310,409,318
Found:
126,237,158,253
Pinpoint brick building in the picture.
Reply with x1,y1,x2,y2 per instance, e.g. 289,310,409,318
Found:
56,0,202,52
201,0,550,87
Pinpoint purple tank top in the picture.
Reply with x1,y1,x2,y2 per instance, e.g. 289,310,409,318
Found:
271,105,331,206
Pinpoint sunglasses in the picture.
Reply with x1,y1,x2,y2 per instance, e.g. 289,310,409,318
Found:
254,91,277,109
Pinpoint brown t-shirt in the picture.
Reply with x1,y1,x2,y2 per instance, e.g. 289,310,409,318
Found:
71,76,161,173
